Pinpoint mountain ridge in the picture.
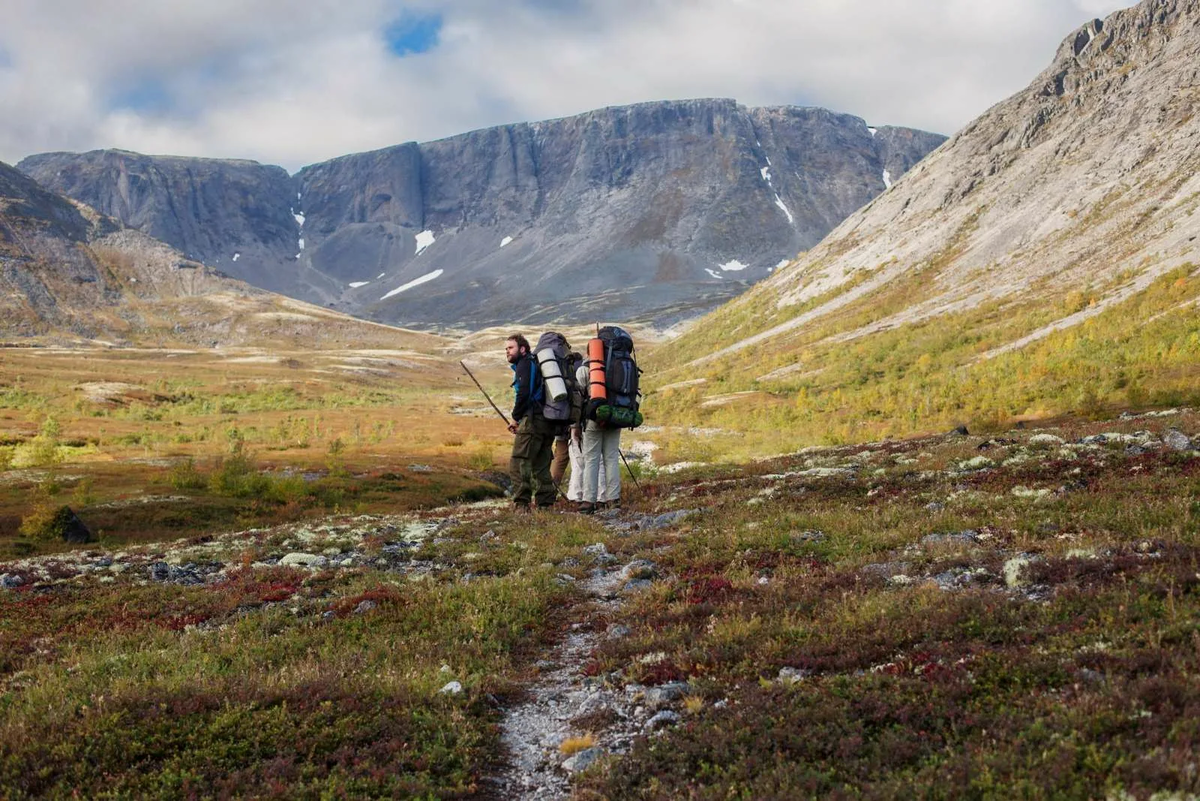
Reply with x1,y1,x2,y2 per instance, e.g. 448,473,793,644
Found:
644,0,1200,453
0,159,443,350
19,98,945,329
669,0,1200,368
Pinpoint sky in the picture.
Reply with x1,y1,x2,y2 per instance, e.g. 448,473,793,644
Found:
0,0,1133,173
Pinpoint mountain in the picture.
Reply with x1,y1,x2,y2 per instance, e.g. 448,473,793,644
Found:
0,160,442,350
19,100,945,329
650,0,1200,451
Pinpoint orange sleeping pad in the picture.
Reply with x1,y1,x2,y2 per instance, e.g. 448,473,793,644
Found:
587,337,607,403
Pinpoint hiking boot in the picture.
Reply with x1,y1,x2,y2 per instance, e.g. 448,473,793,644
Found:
577,502,596,515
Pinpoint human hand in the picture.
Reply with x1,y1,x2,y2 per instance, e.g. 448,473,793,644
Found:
508,422,518,434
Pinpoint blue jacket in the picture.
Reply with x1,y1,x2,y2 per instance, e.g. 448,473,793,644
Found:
510,354,543,423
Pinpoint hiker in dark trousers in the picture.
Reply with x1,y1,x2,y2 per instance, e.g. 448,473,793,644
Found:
506,334,556,510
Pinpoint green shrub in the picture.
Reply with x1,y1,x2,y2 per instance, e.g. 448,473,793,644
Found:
70,477,96,507
325,437,348,478
19,503,71,540
209,440,270,498
467,446,495,471
168,458,207,491
12,416,63,468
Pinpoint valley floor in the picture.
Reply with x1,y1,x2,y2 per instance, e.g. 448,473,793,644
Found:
2,408,1200,798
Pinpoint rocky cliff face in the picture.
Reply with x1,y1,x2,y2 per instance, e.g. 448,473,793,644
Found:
15,150,343,304
0,161,432,348
20,100,945,329
665,0,1200,372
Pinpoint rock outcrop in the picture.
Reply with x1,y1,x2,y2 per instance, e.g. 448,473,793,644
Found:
20,100,945,329
0,160,441,348
667,0,1200,368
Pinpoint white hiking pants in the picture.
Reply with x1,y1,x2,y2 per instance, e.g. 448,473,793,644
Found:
582,425,621,504
567,435,587,501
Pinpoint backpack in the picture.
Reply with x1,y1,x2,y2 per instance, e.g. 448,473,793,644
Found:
534,331,572,422
587,325,643,428
565,351,585,425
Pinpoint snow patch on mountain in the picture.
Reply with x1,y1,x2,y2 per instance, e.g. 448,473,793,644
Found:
415,230,435,255
381,269,444,300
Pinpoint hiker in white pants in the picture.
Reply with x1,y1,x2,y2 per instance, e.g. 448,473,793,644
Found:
568,365,603,502
567,427,605,500
574,362,616,512
581,421,620,512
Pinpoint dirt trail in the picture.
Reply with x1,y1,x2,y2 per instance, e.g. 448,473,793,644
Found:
491,566,628,798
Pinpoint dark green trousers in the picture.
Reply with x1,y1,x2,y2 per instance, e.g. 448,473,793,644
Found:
509,414,557,507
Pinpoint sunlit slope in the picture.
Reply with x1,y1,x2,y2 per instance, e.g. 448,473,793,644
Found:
646,0,1200,452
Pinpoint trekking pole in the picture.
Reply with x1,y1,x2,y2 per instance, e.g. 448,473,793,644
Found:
619,449,642,490
460,361,511,427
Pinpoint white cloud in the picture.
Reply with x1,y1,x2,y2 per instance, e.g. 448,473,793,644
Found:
0,0,1135,171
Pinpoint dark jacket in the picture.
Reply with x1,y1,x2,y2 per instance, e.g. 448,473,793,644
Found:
510,354,543,423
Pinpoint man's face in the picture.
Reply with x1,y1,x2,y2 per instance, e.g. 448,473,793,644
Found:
505,339,522,364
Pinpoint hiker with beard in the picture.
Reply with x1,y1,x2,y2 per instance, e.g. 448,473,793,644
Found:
506,333,557,511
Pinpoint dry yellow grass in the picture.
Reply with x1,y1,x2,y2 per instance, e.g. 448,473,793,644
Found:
559,733,596,755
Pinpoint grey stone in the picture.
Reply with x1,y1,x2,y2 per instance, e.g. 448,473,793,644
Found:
1,573,23,589
778,667,812,685
861,561,912,578
279,552,328,568
1163,429,1192,451
353,600,378,615
576,692,613,716
561,746,604,774
644,710,681,731
645,682,690,709
648,509,701,530
921,530,979,546
439,681,463,695
620,560,657,581
931,567,991,591
1003,555,1038,588
147,561,204,585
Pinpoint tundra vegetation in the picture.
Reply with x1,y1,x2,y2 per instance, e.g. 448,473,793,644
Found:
647,263,1200,462
1,339,1199,798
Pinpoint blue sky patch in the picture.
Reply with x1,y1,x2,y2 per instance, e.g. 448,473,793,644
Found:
384,13,442,57
109,78,175,115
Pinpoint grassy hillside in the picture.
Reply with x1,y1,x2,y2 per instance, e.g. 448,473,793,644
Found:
639,1,1200,461
644,263,1200,460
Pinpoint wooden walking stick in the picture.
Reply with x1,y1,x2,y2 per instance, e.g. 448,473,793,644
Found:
460,361,511,427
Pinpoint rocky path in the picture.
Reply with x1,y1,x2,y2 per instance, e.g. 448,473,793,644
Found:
489,511,701,799
492,566,625,798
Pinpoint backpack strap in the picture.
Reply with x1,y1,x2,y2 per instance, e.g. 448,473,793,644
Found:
529,360,544,404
